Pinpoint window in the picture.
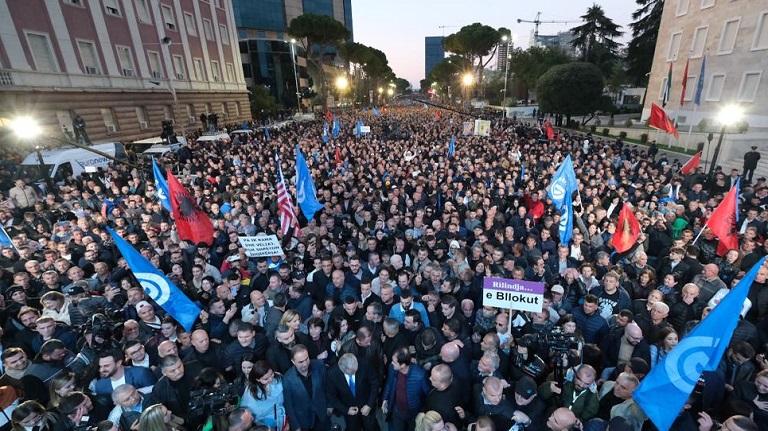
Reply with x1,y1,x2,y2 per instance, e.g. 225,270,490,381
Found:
136,106,149,129
225,62,235,82
205,103,212,114
753,11,768,51
160,5,175,31
172,55,185,80
683,75,697,101
233,101,240,117
101,108,118,132
103,0,121,16
737,72,761,102
147,51,162,79
214,0,222,8
77,40,101,75
63,0,85,7
163,105,173,121
667,32,682,61
193,58,205,80
202,19,214,41
135,0,151,24
185,104,195,124
690,26,708,58
707,73,726,101
676,0,690,16
701,0,715,9
658,77,669,101
27,33,58,72
116,45,134,76
718,18,741,54
184,12,197,36
210,60,221,82
219,24,229,45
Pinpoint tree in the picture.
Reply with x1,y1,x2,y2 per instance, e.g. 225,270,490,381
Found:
626,0,663,85
394,78,411,94
570,5,623,73
248,85,278,118
426,55,472,101
508,46,572,90
288,14,350,105
444,23,508,87
536,62,606,125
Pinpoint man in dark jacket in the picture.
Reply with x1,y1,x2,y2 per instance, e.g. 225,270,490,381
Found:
572,295,609,345
326,353,380,431
600,322,651,379
743,146,761,183
669,283,705,332
151,355,193,418
425,364,466,427
266,324,317,373
283,344,330,431
382,347,430,431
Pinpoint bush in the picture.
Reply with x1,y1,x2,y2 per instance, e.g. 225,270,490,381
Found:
640,133,648,144
619,131,627,139
602,128,610,136
624,119,634,127
697,118,709,132
590,125,597,133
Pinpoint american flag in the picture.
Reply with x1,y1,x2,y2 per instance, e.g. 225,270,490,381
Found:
275,153,300,237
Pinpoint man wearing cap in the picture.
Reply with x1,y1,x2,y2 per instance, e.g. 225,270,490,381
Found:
510,376,547,430
744,146,761,184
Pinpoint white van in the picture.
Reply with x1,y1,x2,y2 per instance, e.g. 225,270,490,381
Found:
20,142,127,182
129,136,188,158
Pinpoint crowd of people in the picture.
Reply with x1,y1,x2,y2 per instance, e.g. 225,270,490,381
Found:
0,105,765,431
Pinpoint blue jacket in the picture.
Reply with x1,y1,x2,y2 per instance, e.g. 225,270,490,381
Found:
388,302,431,327
93,366,157,395
382,363,430,417
283,360,328,430
573,307,609,345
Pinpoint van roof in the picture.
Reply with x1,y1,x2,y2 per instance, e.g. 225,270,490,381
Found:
21,142,121,165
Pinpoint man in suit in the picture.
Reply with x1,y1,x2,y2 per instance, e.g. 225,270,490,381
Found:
283,344,330,431
744,146,761,183
92,350,156,396
326,353,380,431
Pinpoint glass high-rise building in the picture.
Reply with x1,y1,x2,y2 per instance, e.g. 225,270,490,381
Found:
424,37,445,81
233,0,353,108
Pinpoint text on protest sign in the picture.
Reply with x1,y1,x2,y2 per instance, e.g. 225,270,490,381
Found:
238,235,284,257
482,277,544,312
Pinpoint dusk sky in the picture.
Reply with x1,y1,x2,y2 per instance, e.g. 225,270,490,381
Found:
352,0,638,89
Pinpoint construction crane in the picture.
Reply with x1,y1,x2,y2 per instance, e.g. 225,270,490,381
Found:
517,12,579,45
438,25,459,37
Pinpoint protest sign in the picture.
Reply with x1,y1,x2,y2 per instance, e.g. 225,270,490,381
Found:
462,121,474,136
482,277,544,312
238,235,284,257
474,119,491,136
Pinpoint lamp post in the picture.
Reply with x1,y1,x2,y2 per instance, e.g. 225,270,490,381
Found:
501,35,512,106
461,72,475,108
289,39,302,112
335,75,349,107
708,104,744,179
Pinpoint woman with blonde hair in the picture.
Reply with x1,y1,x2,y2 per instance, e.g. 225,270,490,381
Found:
415,410,445,431
47,371,77,408
137,404,178,431
279,309,302,333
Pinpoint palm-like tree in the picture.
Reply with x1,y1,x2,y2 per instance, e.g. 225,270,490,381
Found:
570,4,623,63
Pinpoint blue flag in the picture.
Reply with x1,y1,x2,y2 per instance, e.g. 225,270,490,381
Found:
694,56,706,106
321,121,329,144
372,106,381,117
0,225,14,250
332,118,341,138
547,155,577,244
107,227,200,331
520,162,526,180
354,119,362,138
635,256,766,431
448,135,456,158
295,145,324,221
264,127,271,141
152,159,171,212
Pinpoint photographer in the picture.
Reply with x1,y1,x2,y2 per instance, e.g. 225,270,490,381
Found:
51,392,94,431
508,334,547,383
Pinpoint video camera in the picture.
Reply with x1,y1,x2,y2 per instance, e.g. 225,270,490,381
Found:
546,327,581,356
189,383,239,417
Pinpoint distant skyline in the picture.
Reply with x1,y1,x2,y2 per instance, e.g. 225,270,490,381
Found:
351,0,638,89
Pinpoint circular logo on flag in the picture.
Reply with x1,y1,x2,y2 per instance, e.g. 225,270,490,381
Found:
296,180,306,204
550,177,567,201
135,272,172,305
664,336,718,393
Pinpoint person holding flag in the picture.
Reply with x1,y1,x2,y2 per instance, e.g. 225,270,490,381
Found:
275,153,301,238
547,155,578,244
166,169,215,246
295,145,324,222
152,158,171,212
447,135,456,158
322,121,330,144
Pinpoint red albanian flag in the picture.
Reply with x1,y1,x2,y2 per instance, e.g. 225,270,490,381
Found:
680,151,702,175
167,169,215,246
706,184,739,256
611,203,641,253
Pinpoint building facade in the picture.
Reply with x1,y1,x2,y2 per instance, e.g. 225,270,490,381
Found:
233,0,352,107
0,0,250,144
643,0,768,129
424,36,444,81
535,31,577,57
496,41,510,72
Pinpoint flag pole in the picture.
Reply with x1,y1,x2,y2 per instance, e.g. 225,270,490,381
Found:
691,225,707,246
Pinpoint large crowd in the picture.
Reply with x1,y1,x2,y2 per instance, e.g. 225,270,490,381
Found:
0,105,766,431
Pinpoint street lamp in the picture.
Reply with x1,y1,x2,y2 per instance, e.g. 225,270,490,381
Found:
288,39,301,112
9,116,42,140
387,88,394,96
708,104,744,179
461,73,475,87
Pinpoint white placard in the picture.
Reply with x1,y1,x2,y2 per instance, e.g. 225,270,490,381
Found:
474,119,491,136
360,126,371,133
238,235,284,257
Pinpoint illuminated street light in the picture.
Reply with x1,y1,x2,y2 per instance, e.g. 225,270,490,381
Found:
709,103,745,179
501,35,509,42
461,73,475,87
290,38,297,44
387,88,394,96
335,75,349,91
9,116,42,140
377,87,384,94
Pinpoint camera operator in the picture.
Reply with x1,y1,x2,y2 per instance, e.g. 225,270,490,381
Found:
509,334,546,383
